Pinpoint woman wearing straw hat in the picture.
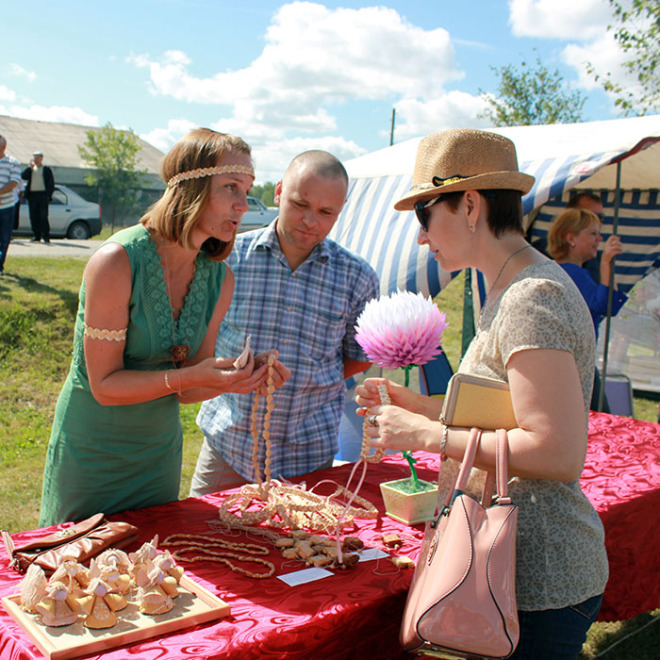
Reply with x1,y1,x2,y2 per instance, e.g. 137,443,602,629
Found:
356,129,608,659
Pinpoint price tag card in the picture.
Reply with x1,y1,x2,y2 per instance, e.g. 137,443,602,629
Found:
277,567,334,586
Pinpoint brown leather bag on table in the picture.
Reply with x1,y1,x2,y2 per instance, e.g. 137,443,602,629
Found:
2,512,139,575
400,427,519,659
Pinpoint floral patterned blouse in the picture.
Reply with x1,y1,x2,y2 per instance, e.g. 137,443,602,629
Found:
440,260,609,611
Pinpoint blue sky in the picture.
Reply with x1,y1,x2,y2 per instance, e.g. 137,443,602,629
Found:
1,0,636,182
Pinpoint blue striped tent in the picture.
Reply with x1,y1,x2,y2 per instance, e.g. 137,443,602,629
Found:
329,115,660,299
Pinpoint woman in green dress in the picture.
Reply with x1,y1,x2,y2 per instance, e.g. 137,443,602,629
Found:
39,128,289,526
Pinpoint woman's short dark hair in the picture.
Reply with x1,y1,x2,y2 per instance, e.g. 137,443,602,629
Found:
440,189,524,237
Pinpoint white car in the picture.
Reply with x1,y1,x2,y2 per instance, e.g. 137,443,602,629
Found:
240,197,278,232
15,184,102,240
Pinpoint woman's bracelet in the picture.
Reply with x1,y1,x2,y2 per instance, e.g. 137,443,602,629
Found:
164,371,180,394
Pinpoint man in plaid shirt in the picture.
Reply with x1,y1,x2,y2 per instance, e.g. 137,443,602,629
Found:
191,150,379,493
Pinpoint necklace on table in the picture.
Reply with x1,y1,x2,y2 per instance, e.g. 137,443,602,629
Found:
161,533,276,579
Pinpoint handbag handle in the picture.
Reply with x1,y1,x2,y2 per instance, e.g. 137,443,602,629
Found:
440,427,482,512
436,427,510,521
480,428,511,505
494,428,511,504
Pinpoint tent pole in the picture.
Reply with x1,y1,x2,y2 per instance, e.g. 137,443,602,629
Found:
598,161,622,411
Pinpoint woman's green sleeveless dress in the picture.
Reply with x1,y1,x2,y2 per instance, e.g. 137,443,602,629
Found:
39,224,226,526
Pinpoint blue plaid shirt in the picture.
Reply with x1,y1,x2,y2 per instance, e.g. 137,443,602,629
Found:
197,222,380,481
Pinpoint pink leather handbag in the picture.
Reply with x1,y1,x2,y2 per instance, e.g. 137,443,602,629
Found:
400,428,519,659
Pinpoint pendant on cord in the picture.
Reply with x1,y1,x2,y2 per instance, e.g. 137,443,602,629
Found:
170,344,190,366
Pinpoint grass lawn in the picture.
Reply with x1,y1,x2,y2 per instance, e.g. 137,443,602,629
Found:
0,257,657,658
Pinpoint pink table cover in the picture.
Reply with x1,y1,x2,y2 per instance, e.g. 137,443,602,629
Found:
1,411,658,659
580,411,660,621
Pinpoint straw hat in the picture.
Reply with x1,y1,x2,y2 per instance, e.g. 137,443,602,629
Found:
394,129,534,211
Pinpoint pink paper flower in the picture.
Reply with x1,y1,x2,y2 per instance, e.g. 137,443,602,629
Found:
355,290,448,369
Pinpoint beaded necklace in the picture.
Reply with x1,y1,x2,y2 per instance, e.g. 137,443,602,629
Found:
161,533,275,579
216,357,379,534
250,354,276,488
336,383,390,528
360,383,390,463
162,248,197,366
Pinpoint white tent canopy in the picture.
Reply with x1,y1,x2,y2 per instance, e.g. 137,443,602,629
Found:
330,115,660,298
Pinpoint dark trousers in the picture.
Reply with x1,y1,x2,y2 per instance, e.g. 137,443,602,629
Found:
0,206,14,272
510,594,603,659
28,192,50,240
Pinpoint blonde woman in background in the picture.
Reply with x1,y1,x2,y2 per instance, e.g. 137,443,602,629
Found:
547,207,627,411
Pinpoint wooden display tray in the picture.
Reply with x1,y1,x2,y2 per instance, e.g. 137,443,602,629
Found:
1,574,230,660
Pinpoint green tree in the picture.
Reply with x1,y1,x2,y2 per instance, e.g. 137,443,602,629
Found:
589,0,659,115
250,182,276,207
78,123,146,232
479,55,586,126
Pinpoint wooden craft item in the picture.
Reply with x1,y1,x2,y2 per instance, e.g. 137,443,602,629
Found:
2,575,230,660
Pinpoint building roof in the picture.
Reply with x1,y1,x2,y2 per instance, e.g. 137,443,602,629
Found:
0,114,165,174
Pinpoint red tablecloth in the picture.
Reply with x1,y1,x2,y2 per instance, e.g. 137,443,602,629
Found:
0,412,658,659
0,465,423,660
580,412,660,621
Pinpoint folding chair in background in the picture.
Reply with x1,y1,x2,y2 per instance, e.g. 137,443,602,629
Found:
603,373,635,417
419,348,454,399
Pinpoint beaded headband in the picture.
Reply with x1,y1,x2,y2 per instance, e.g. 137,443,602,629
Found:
167,164,255,188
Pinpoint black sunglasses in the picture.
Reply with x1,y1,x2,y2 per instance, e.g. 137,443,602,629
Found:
414,196,443,232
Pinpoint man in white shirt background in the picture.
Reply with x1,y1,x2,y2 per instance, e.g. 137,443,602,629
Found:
22,150,55,243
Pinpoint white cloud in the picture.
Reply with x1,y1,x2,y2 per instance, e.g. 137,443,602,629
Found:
130,2,462,144
508,0,640,110
129,1,641,183
249,135,367,184
129,2,471,181
141,88,490,183
562,33,647,110
0,85,16,102
207,119,367,183
0,103,99,126
563,33,629,90
8,63,37,82
262,3,460,99
393,92,491,140
508,0,612,40
0,81,98,126
140,117,366,184
140,118,198,152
